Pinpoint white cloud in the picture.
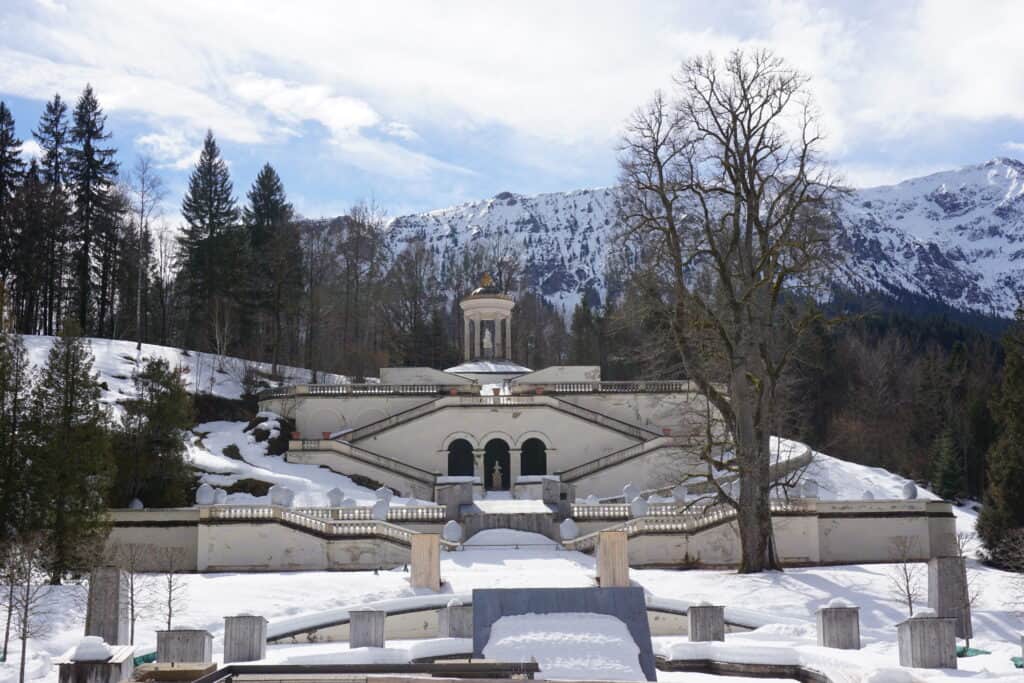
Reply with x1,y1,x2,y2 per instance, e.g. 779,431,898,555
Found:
19,138,43,161
2,0,1024,192
135,129,203,170
383,122,419,142
1005,142,1024,153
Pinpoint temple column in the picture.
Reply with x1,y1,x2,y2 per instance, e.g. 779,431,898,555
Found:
510,448,522,492
463,314,472,362
506,316,512,360
495,316,503,360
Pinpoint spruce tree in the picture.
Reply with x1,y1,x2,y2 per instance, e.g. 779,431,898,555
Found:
178,130,241,350
112,358,193,508
33,94,72,335
977,308,1024,564
31,322,112,583
0,101,25,282
242,163,300,370
931,427,963,501
570,303,600,365
0,332,34,544
68,85,118,333
11,162,47,332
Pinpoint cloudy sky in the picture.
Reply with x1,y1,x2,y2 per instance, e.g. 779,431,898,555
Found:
2,0,1023,222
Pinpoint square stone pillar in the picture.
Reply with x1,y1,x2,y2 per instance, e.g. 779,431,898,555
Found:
897,615,957,669
157,629,213,663
928,556,972,640
411,533,442,591
597,530,629,587
85,567,129,646
349,610,386,648
436,481,473,520
816,606,860,649
688,604,725,642
439,603,473,638
223,615,267,663
58,651,134,683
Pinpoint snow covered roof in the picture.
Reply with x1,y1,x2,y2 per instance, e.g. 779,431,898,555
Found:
445,360,532,375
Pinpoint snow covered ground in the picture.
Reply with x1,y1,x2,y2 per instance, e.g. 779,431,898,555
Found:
5,493,1022,683
21,335,347,415
186,418,426,506
3,335,1022,681
17,335,399,507
484,612,645,681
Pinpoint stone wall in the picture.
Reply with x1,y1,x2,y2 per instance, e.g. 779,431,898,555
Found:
260,395,431,436
103,499,956,572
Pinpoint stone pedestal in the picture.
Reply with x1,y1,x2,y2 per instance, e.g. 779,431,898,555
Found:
688,604,725,642
597,531,629,587
223,615,267,663
57,645,134,683
435,482,473,520
58,659,133,683
411,533,442,591
156,629,213,663
85,567,129,646
928,556,972,640
349,610,386,648
897,616,957,669
439,603,473,638
816,606,860,649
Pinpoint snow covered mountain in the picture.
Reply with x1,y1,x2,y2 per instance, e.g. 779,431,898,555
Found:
387,158,1024,318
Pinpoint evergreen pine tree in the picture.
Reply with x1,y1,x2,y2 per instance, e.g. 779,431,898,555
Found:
0,101,25,282
0,332,35,544
30,322,112,583
570,303,599,364
11,162,48,332
33,94,72,335
931,427,964,501
112,358,193,508
68,85,118,333
178,130,241,350
242,163,300,369
977,308,1024,564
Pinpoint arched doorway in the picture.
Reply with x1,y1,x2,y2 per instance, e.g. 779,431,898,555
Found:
520,438,547,476
484,439,511,490
447,439,474,477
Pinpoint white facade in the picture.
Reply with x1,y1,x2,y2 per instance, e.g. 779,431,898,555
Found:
258,285,716,500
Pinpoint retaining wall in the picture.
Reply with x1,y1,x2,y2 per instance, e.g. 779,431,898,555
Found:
104,499,956,572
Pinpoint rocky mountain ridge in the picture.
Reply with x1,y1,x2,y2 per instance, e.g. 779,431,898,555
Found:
386,158,1024,319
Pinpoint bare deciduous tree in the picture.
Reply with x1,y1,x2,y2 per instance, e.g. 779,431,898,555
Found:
129,156,165,352
617,49,842,571
1,551,16,663
887,536,925,617
106,543,155,645
153,547,188,631
9,534,50,683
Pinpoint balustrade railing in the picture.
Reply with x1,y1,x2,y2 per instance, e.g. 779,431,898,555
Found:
260,383,475,401
295,439,437,485
292,505,446,522
564,499,814,552
207,505,431,544
511,380,704,395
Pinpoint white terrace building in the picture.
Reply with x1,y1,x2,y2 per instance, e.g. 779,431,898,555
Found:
107,278,957,573
260,277,711,502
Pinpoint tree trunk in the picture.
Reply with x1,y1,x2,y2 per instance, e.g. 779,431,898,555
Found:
2,583,13,659
732,361,780,573
18,597,28,683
